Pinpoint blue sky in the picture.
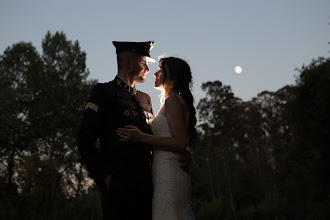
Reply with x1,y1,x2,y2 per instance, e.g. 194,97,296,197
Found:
1,0,329,113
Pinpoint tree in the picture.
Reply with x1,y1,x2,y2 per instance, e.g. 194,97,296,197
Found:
193,81,243,217
192,81,294,219
0,42,42,191
0,31,97,219
28,31,95,197
284,57,330,218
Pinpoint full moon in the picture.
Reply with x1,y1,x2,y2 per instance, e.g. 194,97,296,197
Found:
234,66,242,74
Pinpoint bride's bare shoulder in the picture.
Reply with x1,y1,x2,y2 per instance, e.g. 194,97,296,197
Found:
164,95,185,114
165,94,181,105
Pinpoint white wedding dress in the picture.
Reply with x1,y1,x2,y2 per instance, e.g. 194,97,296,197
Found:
151,95,195,220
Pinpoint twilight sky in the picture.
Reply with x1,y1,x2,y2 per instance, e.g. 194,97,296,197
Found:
1,0,329,113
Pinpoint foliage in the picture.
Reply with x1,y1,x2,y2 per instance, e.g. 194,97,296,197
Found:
191,80,293,219
0,31,98,219
191,57,330,219
283,57,330,218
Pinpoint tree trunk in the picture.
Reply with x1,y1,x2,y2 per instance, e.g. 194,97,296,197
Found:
224,158,236,218
206,157,216,203
7,145,16,186
75,163,83,197
215,157,222,202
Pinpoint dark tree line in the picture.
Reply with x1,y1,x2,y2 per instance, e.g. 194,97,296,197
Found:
191,58,330,219
1,32,329,219
0,32,101,220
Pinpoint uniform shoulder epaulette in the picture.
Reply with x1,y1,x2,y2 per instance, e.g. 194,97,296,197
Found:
85,102,99,112
84,83,105,112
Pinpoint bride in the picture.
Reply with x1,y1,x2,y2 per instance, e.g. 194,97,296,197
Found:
117,57,196,219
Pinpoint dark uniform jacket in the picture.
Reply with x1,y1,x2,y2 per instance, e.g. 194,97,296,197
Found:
77,76,153,192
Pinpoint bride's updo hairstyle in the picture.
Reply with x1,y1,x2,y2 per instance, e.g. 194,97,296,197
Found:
159,57,197,146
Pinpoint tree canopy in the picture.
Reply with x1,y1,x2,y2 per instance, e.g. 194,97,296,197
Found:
0,31,98,219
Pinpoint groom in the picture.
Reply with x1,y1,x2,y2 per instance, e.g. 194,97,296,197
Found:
77,41,155,219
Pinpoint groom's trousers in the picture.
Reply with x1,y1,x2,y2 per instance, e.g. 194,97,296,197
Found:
101,183,152,220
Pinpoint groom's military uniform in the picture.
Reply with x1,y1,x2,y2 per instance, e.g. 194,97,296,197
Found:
77,41,154,220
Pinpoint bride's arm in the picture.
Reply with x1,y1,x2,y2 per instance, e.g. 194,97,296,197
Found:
117,95,187,152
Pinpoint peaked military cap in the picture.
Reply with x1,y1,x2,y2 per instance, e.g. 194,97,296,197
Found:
113,41,155,63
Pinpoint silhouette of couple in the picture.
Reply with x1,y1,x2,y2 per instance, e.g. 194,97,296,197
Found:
77,41,196,220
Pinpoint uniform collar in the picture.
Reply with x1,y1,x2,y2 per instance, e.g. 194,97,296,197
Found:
115,76,137,95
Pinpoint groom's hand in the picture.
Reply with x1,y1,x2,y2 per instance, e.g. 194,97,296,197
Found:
104,174,112,190
178,150,191,172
